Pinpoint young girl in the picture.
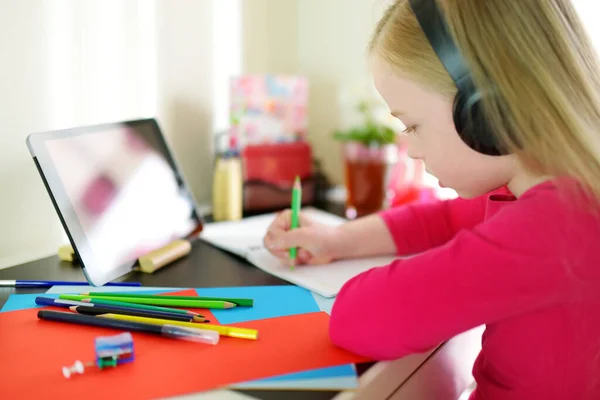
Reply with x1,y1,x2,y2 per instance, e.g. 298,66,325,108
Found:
264,0,600,398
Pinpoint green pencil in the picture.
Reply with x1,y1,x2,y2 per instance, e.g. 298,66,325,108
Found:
289,175,302,270
59,294,236,309
83,292,254,307
59,296,204,316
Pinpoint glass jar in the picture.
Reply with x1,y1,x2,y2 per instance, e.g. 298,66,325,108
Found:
343,142,392,219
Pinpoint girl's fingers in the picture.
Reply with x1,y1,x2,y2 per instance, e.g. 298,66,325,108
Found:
297,248,312,264
274,209,292,230
263,231,277,251
307,254,332,265
298,213,314,227
266,210,291,235
271,250,290,261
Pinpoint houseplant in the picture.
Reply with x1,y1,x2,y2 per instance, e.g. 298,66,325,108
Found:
333,100,397,218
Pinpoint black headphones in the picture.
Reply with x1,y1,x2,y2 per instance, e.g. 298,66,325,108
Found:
408,0,506,156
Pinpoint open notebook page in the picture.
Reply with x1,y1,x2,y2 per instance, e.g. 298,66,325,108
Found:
199,207,346,258
199,214,273,258
200,207,397,297
247,249,396,298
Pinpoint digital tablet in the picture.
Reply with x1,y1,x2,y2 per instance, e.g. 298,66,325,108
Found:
26,118,203,286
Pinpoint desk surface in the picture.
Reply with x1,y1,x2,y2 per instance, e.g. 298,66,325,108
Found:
0,213,483,400
0,234,370,400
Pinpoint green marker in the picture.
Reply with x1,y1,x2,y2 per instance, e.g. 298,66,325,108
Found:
59,294,236,309
289,175,302,269
84,292,254,307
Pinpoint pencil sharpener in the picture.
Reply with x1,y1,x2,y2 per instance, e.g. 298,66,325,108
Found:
95,332,135,369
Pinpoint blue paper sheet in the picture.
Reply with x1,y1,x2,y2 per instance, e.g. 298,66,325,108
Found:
231,376,358,390
1,293,59,312
232,376,358,390
0,289,170,313
312,292,336,315
230,364,357,389
252,364,355,382
3,286,322,320
195,285,321,324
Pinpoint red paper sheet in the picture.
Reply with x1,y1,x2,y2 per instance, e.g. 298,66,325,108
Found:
0,290,370,399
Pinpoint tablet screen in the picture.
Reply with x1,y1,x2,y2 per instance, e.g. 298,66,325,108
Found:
30,120,200,284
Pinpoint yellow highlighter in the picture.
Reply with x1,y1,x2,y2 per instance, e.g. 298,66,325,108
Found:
98,313,259,340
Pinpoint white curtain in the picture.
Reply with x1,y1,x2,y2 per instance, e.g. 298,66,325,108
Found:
0,0,243,268
43,0,157,129
0,0,157,268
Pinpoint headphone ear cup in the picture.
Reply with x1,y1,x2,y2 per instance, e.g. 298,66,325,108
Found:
453,91,504,156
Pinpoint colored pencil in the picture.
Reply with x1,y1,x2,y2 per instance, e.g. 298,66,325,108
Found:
59,296,204,317
99,313,259,340
69,306,209,323
82,292,254,307
59,294,236,309
37,296,207,321
289,176,302,270
37,310,219,344
0,279,141,288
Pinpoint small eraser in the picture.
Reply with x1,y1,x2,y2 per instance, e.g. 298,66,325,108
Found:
58,245,79,264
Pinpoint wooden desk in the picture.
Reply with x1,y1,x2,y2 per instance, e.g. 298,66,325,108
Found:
0,236,482,400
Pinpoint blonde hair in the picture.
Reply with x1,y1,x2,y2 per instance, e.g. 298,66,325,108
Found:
370,0,600,200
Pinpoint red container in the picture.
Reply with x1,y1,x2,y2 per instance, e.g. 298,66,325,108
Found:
241,142,314,211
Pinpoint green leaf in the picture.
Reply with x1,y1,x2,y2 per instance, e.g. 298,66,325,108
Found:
332,123,396,146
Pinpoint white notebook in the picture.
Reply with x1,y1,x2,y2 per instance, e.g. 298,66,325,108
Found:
199,207,396,298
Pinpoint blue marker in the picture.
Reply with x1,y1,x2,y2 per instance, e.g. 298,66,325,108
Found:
35,296,92,308
0,280,141,288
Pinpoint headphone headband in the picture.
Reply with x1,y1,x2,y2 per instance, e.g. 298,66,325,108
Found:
408,0,506,156
408,0,474,94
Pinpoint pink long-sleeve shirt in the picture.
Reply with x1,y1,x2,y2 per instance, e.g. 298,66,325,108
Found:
330,180,600,399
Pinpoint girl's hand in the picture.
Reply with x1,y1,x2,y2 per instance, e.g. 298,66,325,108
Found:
263,210,340,266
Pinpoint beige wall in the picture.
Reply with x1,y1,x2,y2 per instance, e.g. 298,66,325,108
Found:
297,0,385,184
0,0,157,269
242,0,386,184
155,0,215,205
0,0,67,269
242,0,298,74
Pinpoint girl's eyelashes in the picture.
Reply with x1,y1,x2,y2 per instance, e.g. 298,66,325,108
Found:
402,125,418,135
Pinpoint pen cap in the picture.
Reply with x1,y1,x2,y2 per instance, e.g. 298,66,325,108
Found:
161,325,220,345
